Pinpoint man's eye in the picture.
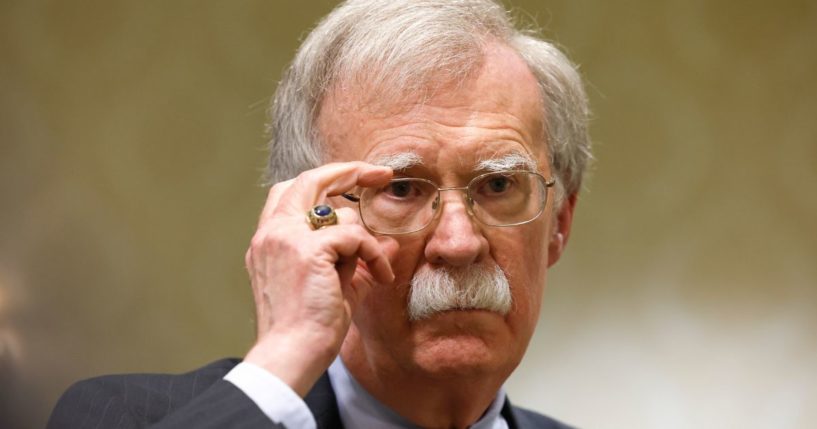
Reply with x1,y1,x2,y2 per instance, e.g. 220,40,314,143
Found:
487,177,510,193
479,175,513,195
385,181,415,198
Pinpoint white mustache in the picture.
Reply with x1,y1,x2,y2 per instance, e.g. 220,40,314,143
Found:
407,264,512,321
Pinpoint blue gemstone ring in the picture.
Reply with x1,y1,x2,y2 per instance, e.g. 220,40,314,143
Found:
306,204,338,229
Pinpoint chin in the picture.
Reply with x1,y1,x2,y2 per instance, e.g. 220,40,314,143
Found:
407,309,516,378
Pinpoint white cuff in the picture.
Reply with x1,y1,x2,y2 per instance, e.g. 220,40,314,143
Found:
224,361,316,429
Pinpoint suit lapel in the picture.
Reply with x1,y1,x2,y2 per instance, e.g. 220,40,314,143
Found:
304,372,344,429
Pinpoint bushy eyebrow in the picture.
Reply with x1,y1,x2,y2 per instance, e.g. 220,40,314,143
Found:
372,152,424,170
476,151,537,172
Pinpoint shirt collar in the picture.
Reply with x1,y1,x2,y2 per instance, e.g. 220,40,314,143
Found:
327,356,508,429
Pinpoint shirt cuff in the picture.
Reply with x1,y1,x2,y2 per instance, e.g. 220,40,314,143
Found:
224,361,316,429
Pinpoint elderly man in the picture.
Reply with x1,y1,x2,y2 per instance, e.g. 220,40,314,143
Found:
49,1,590,428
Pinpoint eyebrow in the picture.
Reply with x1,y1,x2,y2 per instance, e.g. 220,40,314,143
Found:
476,151,537,172
372,152,424,170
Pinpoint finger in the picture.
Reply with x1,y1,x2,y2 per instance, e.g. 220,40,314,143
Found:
318,224,394,284
335,254,358,289
332,208,368,287
258,179,295,225
276,162,392,215
332,207,360,226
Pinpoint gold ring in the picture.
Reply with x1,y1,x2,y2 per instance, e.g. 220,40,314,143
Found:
306,204,338,229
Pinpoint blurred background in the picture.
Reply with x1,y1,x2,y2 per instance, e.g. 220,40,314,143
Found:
1,1,815,428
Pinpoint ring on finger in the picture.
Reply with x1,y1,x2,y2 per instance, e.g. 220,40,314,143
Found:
306,204,338,230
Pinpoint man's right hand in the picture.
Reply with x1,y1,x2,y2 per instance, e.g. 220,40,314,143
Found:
243,162,395,397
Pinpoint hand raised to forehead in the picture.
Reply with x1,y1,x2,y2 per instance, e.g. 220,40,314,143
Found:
243,162,394,397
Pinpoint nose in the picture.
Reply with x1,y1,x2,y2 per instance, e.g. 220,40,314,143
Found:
423,192,490,267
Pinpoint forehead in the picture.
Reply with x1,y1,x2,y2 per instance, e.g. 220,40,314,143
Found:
318,43,548,171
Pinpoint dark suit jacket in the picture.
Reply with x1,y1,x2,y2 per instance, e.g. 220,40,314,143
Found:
48,358,575,428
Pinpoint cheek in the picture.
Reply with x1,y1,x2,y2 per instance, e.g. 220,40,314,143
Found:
522,218,550,277
490,225,549,326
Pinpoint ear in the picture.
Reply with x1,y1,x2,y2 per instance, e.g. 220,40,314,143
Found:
547,192,578,267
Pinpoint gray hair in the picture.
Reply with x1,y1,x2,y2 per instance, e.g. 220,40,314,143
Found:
265,0,591,199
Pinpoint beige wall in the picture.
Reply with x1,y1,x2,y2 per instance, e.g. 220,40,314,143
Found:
1,1,815,428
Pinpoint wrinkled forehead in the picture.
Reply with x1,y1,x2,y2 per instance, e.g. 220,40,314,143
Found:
318,68,481,126
317,42,548,169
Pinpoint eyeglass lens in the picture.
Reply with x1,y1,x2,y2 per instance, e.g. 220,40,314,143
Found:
357,171,547,234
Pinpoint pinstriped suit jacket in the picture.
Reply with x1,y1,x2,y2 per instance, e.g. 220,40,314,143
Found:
47,358,575,428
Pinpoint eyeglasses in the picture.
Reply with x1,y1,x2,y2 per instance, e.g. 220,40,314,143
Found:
342,170,555,235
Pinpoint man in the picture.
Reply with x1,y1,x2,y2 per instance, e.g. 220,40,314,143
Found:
48,0,591,428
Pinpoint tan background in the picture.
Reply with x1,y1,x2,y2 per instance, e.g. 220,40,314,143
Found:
1,1,815,428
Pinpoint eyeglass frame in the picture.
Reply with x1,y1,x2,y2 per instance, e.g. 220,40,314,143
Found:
341,170,556,235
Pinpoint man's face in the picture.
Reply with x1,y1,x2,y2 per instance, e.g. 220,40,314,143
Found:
320,43,573,380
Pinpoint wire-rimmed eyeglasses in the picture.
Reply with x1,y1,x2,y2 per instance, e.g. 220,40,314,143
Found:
342,170,555,235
